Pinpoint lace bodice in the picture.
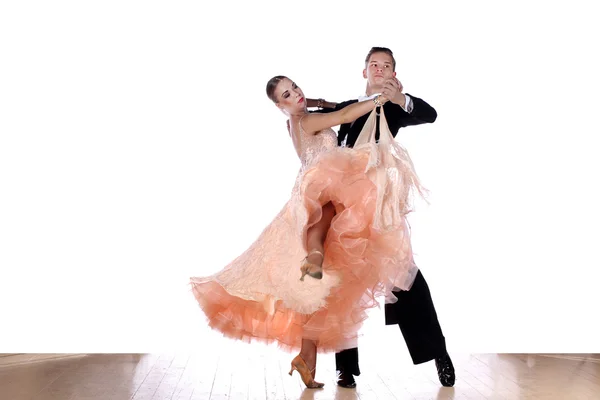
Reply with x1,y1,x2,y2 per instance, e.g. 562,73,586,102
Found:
294,120,338,166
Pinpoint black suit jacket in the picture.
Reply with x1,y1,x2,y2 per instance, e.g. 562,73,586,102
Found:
316,94,437,147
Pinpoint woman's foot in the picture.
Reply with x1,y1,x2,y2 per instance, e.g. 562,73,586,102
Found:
300,250,324,281
289,354,324,389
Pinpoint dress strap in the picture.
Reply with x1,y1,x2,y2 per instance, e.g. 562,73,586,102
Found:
298,114,309,135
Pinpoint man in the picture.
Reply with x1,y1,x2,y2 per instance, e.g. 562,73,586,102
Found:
306,47,455,388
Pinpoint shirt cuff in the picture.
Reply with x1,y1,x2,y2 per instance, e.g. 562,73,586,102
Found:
401,94,413,113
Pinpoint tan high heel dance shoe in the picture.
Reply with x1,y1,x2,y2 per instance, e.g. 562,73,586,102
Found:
288,354,324,389
300,250,324,281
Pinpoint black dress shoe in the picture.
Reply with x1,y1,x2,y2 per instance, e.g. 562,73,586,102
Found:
336,371,356,388
435,353,456,387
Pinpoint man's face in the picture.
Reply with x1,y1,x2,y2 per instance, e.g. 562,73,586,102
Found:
363,51,396,88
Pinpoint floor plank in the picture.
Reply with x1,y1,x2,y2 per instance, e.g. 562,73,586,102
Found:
1,346,598,400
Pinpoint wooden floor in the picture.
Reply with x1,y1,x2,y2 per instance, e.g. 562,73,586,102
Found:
1,346,598,400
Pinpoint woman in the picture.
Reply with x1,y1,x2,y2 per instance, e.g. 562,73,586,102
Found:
190,76,425,388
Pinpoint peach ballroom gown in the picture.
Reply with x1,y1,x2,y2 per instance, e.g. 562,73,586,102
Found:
190,107,426,353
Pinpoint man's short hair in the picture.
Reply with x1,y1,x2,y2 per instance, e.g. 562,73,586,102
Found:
365,47,396,71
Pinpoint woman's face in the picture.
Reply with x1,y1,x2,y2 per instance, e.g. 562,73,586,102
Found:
273,78,306,114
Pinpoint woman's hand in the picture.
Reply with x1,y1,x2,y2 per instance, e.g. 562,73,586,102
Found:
374,94,390,106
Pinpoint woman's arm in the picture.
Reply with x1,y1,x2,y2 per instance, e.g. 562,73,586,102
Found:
301,95,387,135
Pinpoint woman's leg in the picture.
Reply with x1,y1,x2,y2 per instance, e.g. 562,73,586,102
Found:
290,338,324,388
301,202,336,280
300,338,318,374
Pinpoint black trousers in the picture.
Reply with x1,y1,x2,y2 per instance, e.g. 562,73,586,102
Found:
335,270,447,375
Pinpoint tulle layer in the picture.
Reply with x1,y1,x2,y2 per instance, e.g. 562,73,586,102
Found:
190,146,419,353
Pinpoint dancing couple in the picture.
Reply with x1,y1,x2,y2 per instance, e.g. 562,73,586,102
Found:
190,47,455,389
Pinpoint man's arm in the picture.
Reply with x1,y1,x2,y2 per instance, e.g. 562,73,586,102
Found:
306,98,338,109
396,93,437,128
308,99,357,114
381,78,437,127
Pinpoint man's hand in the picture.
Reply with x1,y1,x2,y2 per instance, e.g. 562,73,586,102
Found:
381,78,406,108
394,77,404,93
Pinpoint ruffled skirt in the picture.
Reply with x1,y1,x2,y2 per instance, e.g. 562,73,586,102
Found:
190,141,422,353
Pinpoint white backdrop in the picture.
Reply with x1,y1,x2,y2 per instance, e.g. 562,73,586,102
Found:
1,0,599,353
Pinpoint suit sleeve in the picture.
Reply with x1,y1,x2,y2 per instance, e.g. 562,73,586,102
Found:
398,93,437,127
